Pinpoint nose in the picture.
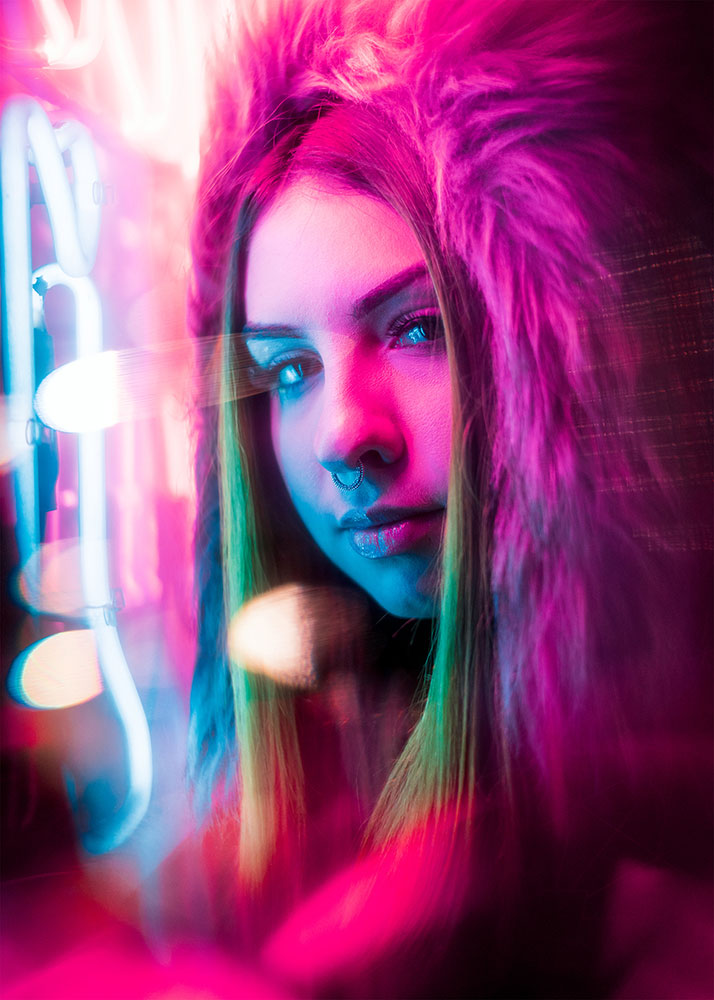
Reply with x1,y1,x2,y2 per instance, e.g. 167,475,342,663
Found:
312,361,405,477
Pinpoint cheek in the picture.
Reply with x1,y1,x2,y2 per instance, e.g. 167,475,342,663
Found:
402,363,452,485
270,398,319,508
430,406,453,488
270,399,292,489
433,407,452,484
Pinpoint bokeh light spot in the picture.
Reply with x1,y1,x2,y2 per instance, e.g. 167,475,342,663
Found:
9,630,104,709
17,537,100,617
228,584,366,689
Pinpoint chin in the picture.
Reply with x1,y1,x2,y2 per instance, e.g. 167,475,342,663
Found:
368,579,439,620
347,554,441,620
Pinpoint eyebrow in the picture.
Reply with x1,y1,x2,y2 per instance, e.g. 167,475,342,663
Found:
242,263,432,338
242,323,303,339
352,263,431,319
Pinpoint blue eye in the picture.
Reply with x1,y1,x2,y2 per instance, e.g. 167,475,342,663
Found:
265,353,321,399
278,361,305,388
390,312,444,348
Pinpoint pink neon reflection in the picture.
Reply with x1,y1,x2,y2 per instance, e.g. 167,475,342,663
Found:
262,813,473,993
3,938,293,1000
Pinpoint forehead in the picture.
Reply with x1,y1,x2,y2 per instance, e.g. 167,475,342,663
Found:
244,178,425,328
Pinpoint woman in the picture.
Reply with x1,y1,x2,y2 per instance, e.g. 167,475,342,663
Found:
186,1,712,995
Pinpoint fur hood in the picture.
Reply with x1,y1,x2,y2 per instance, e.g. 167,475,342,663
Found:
190,0,712,792
193,0,707,322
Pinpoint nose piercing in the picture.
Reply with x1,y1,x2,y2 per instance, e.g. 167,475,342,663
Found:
331,460,364,492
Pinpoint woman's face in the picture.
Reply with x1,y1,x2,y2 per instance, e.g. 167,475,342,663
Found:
244,179,451,618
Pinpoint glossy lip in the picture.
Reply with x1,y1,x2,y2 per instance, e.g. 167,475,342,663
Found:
340,506,445,559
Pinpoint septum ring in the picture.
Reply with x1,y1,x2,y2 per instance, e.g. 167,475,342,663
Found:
331,460,364,492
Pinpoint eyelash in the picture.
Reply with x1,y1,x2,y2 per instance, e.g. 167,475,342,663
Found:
252,310,445,400
251,352,319,399
388,310,445,347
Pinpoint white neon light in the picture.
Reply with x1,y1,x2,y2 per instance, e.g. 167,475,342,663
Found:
35,0,106,69
31,0,217,176
29,120,101,277
0,394,18,469
2,99,100,279
105,0,173,141
2,99,40,566
1,94,151,853
1,99,102,566
174,0,204,177
35,351,119,433
33,263,153,853
34,0,74,64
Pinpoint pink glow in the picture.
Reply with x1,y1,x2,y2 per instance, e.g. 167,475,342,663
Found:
262,824,473,990
22,0,223,176
4,938,294,999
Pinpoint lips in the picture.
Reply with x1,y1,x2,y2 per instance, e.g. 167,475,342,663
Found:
340,507,445,559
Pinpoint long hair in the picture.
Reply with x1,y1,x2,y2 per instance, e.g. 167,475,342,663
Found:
188,0,711,882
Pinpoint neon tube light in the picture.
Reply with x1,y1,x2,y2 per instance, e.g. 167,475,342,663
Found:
33,263,153,853
1,97,98,562
35,0,106,69
1,96,152,852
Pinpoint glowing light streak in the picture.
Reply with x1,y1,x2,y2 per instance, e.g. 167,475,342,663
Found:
34,0,74,64
105,0,174,142
34,351,120,433
32,331,286,436
81,610,152,854
23,2,225,176
2,98,41,567
2,96,100,563
0,395,19,469
35,0,106,69
174,0,205,177
27,116,102,278
1,95,152,849
32,263,153,853
8,630,104,709
2,100,100,276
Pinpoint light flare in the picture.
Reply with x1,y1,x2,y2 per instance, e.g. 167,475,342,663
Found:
228,584,367,689
17,537,101,617
35,0,106,68
34,352,120,433
8,630,104,710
